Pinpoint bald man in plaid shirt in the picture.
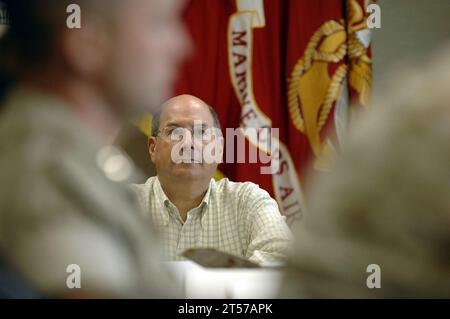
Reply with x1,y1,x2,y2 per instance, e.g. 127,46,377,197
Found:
131,95,292,266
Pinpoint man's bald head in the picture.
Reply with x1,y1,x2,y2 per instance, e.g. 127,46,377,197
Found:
151,95,221,137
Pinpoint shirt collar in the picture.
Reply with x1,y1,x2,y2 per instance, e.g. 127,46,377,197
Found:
153,177,214,226
201,179,213,207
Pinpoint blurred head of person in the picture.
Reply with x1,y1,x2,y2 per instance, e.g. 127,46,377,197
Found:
280,46,450,298
149,95,223,190
0,0,190,118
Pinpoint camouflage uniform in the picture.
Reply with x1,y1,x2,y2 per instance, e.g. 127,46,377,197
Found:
0,86,177,297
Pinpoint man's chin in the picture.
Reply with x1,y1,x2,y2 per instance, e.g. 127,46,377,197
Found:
171,163,205,178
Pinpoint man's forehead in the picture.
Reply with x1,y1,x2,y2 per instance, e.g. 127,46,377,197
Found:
160,98,214,125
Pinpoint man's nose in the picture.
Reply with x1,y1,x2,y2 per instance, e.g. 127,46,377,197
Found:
181,130,195,150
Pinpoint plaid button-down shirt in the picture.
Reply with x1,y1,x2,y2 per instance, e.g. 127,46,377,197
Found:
131,177,292,265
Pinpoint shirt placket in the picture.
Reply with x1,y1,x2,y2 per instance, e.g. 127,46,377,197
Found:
176,207,202,259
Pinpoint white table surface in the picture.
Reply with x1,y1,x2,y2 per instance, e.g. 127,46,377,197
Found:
165,261,282,299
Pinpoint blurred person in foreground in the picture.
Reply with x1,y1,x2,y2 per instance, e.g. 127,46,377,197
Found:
0,0,189,298
279,47,450,298
131,95,292,266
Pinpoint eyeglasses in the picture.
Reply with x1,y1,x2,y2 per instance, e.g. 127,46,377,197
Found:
156,125,221,145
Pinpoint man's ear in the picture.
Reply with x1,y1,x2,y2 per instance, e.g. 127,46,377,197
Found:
218,136,225,158
148,136,157,163
214,135,225,164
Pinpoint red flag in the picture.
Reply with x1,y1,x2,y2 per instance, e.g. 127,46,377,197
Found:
174,0,372,225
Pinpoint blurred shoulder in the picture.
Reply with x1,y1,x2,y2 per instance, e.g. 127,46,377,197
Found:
0,86,99,167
